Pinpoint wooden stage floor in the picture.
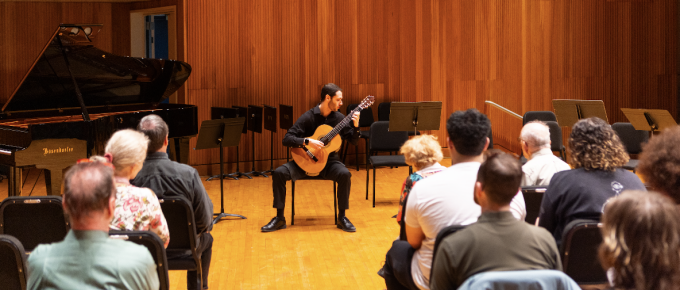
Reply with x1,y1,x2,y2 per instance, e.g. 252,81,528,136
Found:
0,160,446,289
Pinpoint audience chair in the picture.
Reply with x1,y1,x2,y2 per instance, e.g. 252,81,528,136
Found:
0,235,28,290
366,121,412,207
109,230,169,290
521,186,546,224
522,111,558,125
159,196,203,290
560,219,607,286
612,122,649,172
546,121,566,160
377,102,391,121
341,104,374,171
0,196,69,253
430,224,467,271
456,270,580,290
290,177,337,226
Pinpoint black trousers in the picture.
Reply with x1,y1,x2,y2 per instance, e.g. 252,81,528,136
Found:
383,240,420,290
272,158,351,210
187,232,213,289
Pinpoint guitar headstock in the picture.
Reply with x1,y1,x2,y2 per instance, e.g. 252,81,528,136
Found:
359,95,375,109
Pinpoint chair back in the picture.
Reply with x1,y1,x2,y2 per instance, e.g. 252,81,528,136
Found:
431,224,467,270
560,219,606,284
346,104,375,128
377,102,391,121
159,197,199,265
457,270,580,290
612,122,649,154
109,230,169,290
0,235,27,290
0,196,69,253
521,186,546,224
369,121,408,152
523,111,557,125
545,121,564,152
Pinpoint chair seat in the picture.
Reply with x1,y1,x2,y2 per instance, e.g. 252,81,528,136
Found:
622,159,638,171
360,131,370,138
370,155,407,167
167,259,199,270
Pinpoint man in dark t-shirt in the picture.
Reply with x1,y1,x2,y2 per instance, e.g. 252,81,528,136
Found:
261,83,361,233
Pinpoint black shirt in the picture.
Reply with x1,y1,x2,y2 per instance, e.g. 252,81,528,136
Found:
283,105,360,157
538,168,645,243
131,152,214,233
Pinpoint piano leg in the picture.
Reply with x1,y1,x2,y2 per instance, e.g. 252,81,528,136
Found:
9,166,22,196
43,167,63,196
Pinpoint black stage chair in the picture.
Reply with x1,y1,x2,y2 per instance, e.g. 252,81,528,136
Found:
0,235,28,290
367,121,412,207
0,196,69,253
342,104,374,171
159,196,203,290
378,102,391,121
109,230,169,290
430,225,467,271
290,177,337,225
523,111,558,125
612,122,649,172
560,219,607,285
521,186,547,224
546,121,566,160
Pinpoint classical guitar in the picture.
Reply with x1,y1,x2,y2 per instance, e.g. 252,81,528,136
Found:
292,95,375,176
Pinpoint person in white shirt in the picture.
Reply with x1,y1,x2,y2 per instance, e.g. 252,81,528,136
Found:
380,109,526,290
519,121,570,186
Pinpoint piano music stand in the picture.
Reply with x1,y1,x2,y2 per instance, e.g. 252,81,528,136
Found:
552,100,609,127
195,118,247,224
206,107,237,181
229,106,252,180
388,102,442,133
280,104,294,162
621,108,677,136
263,105,277,175
244,105,267,177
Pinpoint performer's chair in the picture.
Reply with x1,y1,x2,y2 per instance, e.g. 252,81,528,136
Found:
290,177,337,226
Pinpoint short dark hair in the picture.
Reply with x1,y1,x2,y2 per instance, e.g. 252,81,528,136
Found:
638,126,680,203
320,83,342,102
446,109,491,156
477,152,522,205
137,114,169,154
569,117,628,171
599,190,680,290
62,162,115,221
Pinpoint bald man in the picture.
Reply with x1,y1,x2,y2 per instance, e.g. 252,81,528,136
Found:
519,121,570,186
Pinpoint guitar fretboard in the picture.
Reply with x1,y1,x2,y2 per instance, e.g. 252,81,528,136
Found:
319,106,363,144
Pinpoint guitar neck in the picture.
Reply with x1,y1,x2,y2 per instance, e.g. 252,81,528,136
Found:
320,107,362,144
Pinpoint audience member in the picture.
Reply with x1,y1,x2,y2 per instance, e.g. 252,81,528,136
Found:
381,109,526,290
92,129,170,248
538,117,645,244
396,134,446,240
519,121,570,186
132,114,214,290
599,190,680,290
430,152,561,290
637,126,680,203
27,162,159,290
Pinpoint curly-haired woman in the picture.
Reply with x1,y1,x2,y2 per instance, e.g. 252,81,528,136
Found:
538,117,645,245
599,190,680,290
637,126,680,204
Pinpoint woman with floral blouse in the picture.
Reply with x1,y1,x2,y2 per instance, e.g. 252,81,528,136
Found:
93,129,170,248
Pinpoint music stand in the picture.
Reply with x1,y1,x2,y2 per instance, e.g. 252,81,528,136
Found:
280,104,294,162
230,106,252,179
621,108,677,136
263,105,277,175
206,107,237,181
389,102,442,133
244,105,267,177
552,100,608,127
195,118,247,223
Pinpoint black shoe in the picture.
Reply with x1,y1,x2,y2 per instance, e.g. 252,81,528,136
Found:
261,217,286,232
337,216,356,232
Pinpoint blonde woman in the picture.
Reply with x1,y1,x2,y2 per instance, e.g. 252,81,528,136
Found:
396,134,445,240
94,129,170,248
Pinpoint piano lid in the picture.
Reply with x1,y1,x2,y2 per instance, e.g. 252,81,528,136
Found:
3,24,192,113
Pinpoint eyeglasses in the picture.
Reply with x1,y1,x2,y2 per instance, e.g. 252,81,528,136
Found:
76,158,115,170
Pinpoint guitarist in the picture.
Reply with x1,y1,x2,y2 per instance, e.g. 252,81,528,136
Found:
261,83,361,232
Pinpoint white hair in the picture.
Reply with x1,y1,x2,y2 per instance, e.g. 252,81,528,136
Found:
520,121,551,149
104,129,149,172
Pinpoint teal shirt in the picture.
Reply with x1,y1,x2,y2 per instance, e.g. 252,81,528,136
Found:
27,230,159,290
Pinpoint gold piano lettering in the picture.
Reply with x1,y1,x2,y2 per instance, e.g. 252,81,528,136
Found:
43,147,74,156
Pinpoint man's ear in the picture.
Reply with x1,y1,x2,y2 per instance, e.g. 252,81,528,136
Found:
325,94,331,103
482,137,490,151
473,181,484,206
164,134,169,146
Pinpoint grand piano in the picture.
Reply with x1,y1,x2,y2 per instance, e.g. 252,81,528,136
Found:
0,24,196,196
